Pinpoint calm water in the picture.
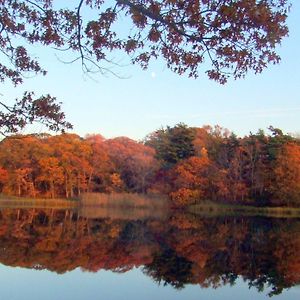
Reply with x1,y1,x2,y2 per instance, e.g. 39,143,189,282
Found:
0,207,300,299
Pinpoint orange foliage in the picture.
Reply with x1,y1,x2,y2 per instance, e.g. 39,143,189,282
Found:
273,143,300,205
0,124,298,208
169,156,211,206
170,188,202,207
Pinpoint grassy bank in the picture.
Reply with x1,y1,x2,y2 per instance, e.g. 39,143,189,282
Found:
0,195,78,209
0,193,169,210
189,201,300,218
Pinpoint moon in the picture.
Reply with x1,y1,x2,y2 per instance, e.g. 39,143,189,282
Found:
151,72,156,78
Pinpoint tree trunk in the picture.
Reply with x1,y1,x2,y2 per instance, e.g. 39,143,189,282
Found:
65,175,69,198
50,180,55,199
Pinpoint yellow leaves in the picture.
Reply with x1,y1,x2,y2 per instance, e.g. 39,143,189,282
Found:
110,173,124,192
108,224,121,238
170,187,202,207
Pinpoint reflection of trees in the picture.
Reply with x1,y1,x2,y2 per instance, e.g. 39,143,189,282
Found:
144,249,193,289
0,208,160,273
165,215,300,296
0,209,300,296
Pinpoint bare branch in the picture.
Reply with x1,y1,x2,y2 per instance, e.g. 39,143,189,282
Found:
76,0,85,70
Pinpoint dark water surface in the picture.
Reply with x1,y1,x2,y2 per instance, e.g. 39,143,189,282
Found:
0,207,299,299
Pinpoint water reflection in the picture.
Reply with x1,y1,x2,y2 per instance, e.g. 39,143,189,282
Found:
0,208,300,297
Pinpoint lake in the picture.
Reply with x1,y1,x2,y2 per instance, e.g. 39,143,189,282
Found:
0,207,299,299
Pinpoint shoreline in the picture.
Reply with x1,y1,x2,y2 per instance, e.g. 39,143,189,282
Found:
1,195,300,218
189,201,300,218
0,196,78,209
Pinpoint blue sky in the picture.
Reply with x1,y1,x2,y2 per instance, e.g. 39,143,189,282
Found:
1,266,299,300
2,1,300,140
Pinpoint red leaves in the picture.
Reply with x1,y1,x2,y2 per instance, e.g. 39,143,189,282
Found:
125,39,138,53
0,92,72,135
149,2,161,15
148,27,160,42
130,9,147,28
206,70,227,85
14,46,43,73
0,0,290,85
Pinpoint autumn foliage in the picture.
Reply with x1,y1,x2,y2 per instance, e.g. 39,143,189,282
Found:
0,124,299,207
0,133,158,198
0,1,290,84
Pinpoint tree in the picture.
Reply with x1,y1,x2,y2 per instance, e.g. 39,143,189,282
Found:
169,155,211,207
0,92,72,136
0,0,290,82
36,156,64,198
47,133,92,198
85,134,113,192
272,143,300,206
146,123,195,167
0,1,290,132
266,126,295,161
0,135,41,196
242,130,269,201
105,137,158,192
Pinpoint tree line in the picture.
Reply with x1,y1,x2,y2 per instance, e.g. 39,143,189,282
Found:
0,123,299,207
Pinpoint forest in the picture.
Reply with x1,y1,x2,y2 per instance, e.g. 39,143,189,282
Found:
0,123,299,207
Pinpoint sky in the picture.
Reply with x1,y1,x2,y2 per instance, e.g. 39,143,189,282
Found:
1,266,299,300
2,1,300,141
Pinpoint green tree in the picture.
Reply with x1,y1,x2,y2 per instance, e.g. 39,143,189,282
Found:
146,123,195,168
